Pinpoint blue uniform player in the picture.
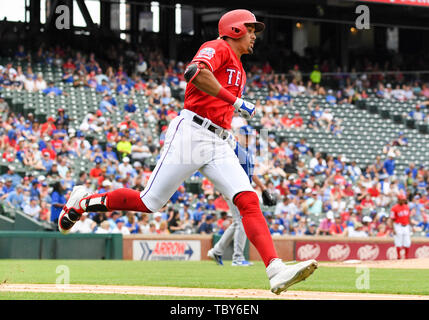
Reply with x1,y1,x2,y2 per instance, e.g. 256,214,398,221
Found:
208,125,277,266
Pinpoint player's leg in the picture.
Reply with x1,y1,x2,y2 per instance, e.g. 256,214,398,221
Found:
232,220,251,266
396,246,403,259
393,223,403,259
208,220,235,265
59,116,200,234
403,225,412,259
200,148,277,267
228,199,251,266
200,145,317,294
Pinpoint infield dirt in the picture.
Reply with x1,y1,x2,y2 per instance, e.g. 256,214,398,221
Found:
321,257,429,269
0,283,428,300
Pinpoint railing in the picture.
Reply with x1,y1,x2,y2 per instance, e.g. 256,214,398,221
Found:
275,70,429,90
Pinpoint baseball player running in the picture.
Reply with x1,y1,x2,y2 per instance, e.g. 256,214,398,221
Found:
58,9,317,295
207,125,277,266
389,194,412,259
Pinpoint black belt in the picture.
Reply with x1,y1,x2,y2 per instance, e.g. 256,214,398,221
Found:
192,115,229,140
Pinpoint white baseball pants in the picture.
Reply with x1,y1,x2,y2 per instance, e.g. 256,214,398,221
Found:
140,109,254,213
393,223,411,248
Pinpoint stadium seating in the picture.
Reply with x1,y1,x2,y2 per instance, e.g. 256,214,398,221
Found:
1,56,428,237
244,87,428,175
4,57,426,180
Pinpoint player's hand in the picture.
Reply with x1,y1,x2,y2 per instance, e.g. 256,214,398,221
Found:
224,131,237,150
233,98,255,120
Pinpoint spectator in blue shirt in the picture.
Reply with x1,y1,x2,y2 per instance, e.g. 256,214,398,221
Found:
326,90,337,105
177,185,189,204
295,138,310,155
116,78,130,95
21,120,33,138
313,158,327,176
96,79,111,95
99,94,115,114
1,166,22,188
15,45,27,60
311,104,323,120
43,81,63,96
103,144,119,162
62,69,74,83
417,176,427,195
6,184,25,209
205,195,216,210
55,108,70,129
124,98,137,113
405,162,418,179
50,181,67,225
197,214,214,234
383,155,396,176
161,93,171,105
192,206,205,225
269,221,284,236
30,180,41,199
416,219,429,235
279,89,291,103
41,152,54,171
2,179,15,195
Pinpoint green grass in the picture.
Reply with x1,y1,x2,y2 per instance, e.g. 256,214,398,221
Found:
1,260,429,297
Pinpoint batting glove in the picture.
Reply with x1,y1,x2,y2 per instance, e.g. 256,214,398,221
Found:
225,132,237,150
233,98,255,120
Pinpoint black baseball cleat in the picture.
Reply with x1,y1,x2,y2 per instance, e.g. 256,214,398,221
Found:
59,208,81,231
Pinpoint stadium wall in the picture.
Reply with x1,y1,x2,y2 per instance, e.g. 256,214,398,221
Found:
123,235,429,262
0,231,123,259
249,236,429,261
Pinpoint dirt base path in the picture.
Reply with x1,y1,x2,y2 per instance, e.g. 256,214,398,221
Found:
1,283,428,300
320,258,429,269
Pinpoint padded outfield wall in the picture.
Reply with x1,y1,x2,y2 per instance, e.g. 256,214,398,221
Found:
0,232,123,259
124,235,429,262
2,232,429,261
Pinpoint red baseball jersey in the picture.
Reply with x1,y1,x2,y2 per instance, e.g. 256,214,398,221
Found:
390,204,411,225
184,39,246,129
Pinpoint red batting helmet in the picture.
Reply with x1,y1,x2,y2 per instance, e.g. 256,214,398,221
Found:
218,9,265,39
397,194,407,201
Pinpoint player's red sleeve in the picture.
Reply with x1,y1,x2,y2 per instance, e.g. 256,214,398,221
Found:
191,40,226,73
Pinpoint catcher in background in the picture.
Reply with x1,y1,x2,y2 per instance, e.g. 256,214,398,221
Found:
208,125,277,266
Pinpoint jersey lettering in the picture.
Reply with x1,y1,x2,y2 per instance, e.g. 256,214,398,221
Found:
397,210,409,217
226,68,236,85
235,71,241,87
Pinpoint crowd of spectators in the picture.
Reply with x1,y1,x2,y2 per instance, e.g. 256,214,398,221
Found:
0,43,429,239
